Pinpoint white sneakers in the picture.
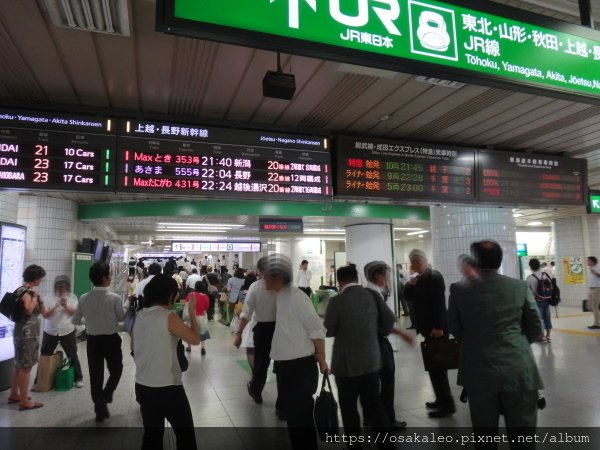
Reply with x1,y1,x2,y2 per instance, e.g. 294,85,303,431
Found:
75,381,84,388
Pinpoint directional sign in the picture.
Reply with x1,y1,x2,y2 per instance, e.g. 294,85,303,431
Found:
590,194,600,213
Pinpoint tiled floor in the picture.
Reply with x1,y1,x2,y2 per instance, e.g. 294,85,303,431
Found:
1,306,600,440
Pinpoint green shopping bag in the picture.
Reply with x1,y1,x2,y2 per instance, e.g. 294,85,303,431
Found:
55,358,74,391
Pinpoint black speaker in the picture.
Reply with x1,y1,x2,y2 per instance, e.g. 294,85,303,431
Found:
262,71,296,100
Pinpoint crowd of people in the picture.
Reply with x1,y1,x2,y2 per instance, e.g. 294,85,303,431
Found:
7,245,593,450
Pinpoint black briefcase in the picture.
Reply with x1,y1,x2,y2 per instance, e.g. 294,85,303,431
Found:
313,373,339,442
420,338,460,371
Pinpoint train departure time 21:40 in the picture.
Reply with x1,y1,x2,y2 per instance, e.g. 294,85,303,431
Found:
116,120,331,200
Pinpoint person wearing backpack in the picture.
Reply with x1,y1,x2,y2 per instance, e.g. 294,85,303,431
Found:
527,258,552,343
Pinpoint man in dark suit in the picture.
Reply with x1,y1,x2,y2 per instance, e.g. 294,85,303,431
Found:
324,265,394,449
404,249,455,418
449,241,543,449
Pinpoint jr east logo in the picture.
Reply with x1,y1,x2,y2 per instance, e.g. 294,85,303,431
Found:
271,0,402,48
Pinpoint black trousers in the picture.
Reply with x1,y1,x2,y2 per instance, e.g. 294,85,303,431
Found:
249,321,283,410
425,338,454,409
337,371,392,450
87,334,123,405
380,365,396,422
298,287,312,298
277,356,319,450
135,383,197,450
207,296,215,320
40,330,83,382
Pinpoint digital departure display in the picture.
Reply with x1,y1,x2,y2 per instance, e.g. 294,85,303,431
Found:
116,120,331,199
335,136,476,202
478,150,586,206
258,218,303,233
0,109,115,192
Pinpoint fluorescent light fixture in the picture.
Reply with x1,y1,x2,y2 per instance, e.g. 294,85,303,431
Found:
513,213,523,218
406,230,430,236
156,223,245,228
393,227,423,231
527,221,543,226
304,228,345,234
155,229,228,233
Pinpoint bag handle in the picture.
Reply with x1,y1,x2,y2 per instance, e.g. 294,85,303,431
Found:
60,357,72,370
320,373,333,393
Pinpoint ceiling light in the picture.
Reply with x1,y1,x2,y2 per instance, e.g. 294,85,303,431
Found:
156,223,244,228
513,213,523,218
406,230,430,236
155,229,228,233
393,227,423,231
378,114,393,122
304,229,345,234
527,221,543,226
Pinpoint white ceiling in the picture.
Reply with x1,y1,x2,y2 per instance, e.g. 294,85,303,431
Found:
1,0,599,244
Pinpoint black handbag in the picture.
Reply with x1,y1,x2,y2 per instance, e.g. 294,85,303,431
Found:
0,287,28,323
420,337,459,371
176,339,189,372
313,373,339,442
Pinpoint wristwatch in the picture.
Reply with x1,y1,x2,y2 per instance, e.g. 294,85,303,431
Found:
234,331,242,336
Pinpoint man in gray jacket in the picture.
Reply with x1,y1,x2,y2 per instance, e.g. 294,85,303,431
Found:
448,240,543,449
324,265,394,449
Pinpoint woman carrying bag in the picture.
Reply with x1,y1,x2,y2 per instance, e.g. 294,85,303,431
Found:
184,281,210,355
133,274,201,450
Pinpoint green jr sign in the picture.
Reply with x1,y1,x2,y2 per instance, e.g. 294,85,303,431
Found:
160,0,600,102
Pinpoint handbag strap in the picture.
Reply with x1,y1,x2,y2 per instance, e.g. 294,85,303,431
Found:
320,373,333,393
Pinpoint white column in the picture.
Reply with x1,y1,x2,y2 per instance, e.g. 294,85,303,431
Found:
17,196,78,300
0,192,19,223
553,215,599,308
345,223,395,301
430,205,517,287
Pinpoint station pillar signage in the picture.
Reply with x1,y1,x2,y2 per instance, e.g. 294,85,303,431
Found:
590,194,600,213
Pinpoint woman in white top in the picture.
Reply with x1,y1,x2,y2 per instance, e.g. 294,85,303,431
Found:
225,267,245,325
39,275,83,387
296,259,312,298
133,274,201,450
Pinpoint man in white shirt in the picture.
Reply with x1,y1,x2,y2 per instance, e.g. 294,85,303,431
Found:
265,254,327,450
296,259,312,298
135,263,162,298
185,268,201,291
364,261,410,430
73,262,127,423
587,256,600,329
234,257,283,417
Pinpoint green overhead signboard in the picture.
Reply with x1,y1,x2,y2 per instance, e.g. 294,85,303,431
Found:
160,0,600,101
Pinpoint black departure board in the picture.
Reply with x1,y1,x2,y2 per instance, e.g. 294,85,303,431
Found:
335,136,476,201
478,150,586,206
116,120,331,199
0,109,116,192
258,218,303,233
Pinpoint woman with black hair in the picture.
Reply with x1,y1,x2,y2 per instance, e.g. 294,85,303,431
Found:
9,264,46,410
133,274,201,450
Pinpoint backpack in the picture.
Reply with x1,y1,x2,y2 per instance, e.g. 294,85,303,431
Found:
548,278,561,307
533,273,553,301
0,286,29,323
